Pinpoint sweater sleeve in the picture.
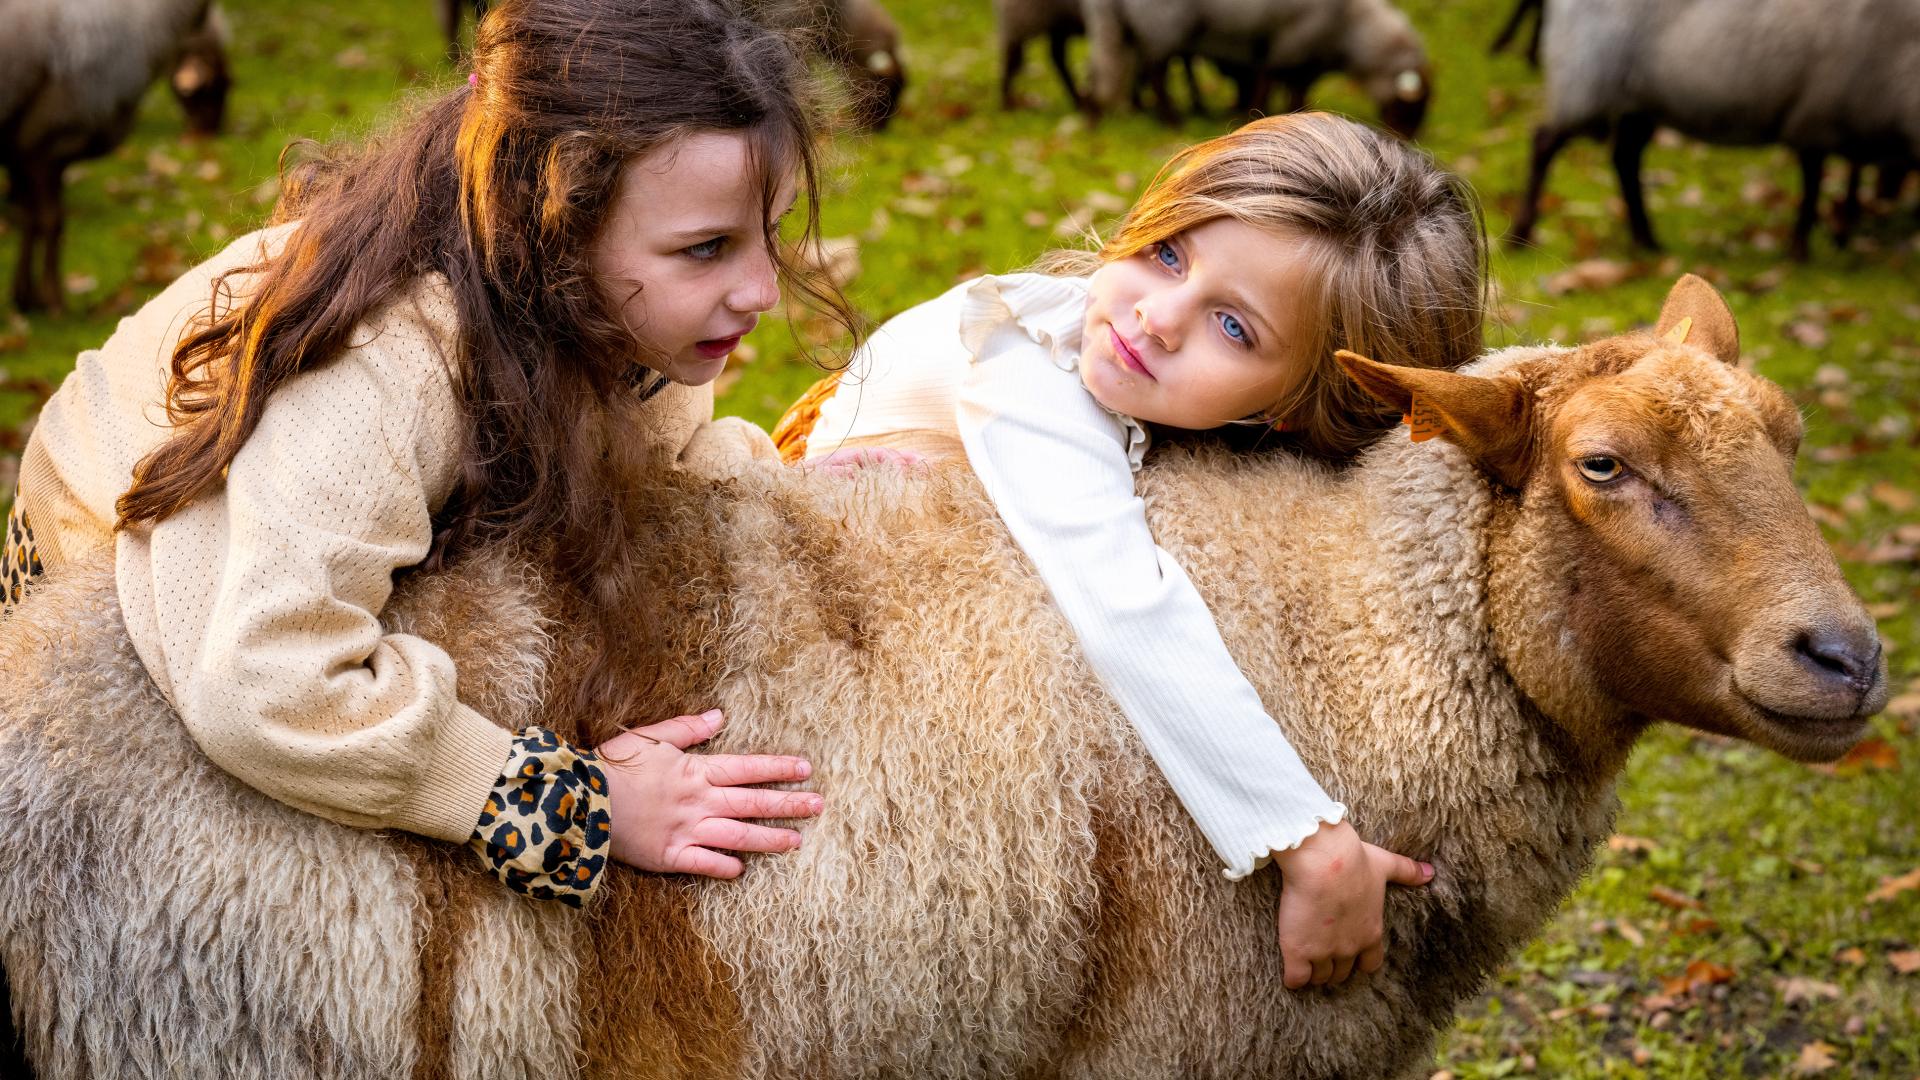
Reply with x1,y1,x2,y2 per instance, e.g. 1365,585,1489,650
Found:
145,301,516,843
956,321,1346,880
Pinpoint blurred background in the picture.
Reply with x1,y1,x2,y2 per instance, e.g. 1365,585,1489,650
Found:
2,0,1916,1075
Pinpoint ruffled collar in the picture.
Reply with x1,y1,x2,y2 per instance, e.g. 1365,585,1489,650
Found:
957,273,1152,472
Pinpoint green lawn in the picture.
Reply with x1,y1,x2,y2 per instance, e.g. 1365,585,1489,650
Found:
3,1,1916,1075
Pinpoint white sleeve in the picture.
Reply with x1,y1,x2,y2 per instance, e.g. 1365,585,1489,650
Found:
957,323,1346,880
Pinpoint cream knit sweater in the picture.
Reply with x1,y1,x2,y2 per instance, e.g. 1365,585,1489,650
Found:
18,224,710,842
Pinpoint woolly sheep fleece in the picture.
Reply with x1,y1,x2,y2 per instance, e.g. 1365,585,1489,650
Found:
6,341,1811,1079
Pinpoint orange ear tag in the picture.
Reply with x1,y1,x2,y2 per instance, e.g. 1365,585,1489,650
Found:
1664,316,1692,344
1405,397,1444,443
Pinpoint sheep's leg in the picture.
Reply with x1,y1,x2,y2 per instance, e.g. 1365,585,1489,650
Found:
1181,55,1210,117
1506,123,1574,246
1048,26,1084,108
1611,114,1661,252
1146,59,1181,125
1792,149,1824,262
1835,158,1863,248
11,161,64,314
435,0,461,62
1001,38,1025,110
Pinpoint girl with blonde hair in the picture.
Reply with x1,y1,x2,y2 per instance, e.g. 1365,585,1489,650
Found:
790,110,1487,987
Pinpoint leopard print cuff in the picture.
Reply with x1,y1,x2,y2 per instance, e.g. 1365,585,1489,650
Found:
3,497,45,617
468,727,613,906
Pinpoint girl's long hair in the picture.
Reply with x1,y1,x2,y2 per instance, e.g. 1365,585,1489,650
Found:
116,0,856,723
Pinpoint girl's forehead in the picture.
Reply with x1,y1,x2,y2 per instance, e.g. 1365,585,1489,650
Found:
618,131,794,230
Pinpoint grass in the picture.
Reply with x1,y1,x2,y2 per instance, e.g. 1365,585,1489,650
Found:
3,1,1916,1075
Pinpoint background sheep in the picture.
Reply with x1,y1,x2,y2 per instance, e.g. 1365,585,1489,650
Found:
1,0,230,313
1083,0,1431,135
0,279,1888,1078
994,0,1087,110
1505,0,1920,260
749,0,906,131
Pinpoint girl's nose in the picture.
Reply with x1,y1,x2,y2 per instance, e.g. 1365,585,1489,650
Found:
730,246,781,314
1135,294,1180,351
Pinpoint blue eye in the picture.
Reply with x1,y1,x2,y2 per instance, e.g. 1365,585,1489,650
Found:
1220,313,1247,342
685,237,724,260
1153,242,1180,269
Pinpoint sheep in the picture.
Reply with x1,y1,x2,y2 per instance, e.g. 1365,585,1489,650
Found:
0,277,1888,1078
1,0,231,313
746,0,905,131
1505,0,1920,260
433,0,489,61
1083,0,1431,136
995,0,1088,110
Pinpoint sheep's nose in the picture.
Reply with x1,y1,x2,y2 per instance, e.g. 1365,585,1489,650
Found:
1791,624,1882,692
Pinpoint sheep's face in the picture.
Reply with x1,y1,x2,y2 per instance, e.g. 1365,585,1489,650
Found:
1338,275,1887,764
1525,336,1885,762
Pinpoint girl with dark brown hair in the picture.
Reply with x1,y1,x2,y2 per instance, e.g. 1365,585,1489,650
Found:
5,0,856,901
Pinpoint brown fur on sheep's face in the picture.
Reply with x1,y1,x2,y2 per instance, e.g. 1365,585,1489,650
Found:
1340,275,1887,766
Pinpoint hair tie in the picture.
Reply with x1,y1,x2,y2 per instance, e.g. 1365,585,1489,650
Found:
469,72,480,88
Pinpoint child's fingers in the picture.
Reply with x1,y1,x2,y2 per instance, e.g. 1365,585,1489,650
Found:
633,709,726,750
1369,844,1434,888
1358,941,1386,975
712,785,824,820
670,845,745,879
691,817,804,854
1282,952,1312,990
699,752,813,787
1328,953,1357,985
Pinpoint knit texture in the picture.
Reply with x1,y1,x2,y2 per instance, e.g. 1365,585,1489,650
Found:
16,225,710,842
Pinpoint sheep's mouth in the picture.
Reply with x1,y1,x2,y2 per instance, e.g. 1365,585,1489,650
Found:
1733,694,1872,762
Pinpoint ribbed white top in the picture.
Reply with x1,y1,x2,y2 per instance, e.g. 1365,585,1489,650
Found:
811,274,1345,879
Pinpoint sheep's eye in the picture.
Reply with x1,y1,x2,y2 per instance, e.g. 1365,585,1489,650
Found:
1576,456,1624,483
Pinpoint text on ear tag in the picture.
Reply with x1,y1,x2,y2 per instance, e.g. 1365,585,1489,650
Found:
1406,397,1444,443
1664,316,1692,344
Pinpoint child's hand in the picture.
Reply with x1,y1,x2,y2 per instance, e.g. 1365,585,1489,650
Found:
1270,820,1434,989
596,709,822,879
808,446,924,473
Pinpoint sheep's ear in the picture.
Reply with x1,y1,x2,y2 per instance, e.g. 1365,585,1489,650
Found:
1654,274,1739,365
1336,350,1532,487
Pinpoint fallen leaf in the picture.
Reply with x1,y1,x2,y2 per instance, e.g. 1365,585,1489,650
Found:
1793,1040,1839,1075
1541,258,1639,296
1661,958,1735,996
1871,483,1917,512
1888,690,1920,720
1679,916,1720,935
1866,866,1920,904
1789,857,1827,876
1813,363,1851,389
1650,885,1706,911
1890,950,1920,975
1615,919,1646,947
1609,834,1659,854
1776,976,1843,1005
1787,320,1832,348
1836,947,1868,967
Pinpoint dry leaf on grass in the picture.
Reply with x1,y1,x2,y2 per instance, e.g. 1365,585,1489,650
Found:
1776,977,1843,1005
1792,1040,1839,1075
1650,885,1707,911
1609,834,1659,854
1661,958,1735,996
1835,947,1868,967
1541,258,1641,296
1866,867,1920,904
1890,950,1920,975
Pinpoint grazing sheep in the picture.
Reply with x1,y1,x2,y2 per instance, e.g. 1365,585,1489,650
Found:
995,0,1088,110
1083,0,1431,136
748,0,905,130
1489,0,1542,67
1506,0,1920,260
0,278,1887,1078
1,0,231,313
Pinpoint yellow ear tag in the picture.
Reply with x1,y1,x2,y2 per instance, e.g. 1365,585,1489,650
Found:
1405,397,1444,443
1664,316,1692,344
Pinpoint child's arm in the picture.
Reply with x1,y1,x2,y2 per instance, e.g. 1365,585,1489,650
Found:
957,320,1431,985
